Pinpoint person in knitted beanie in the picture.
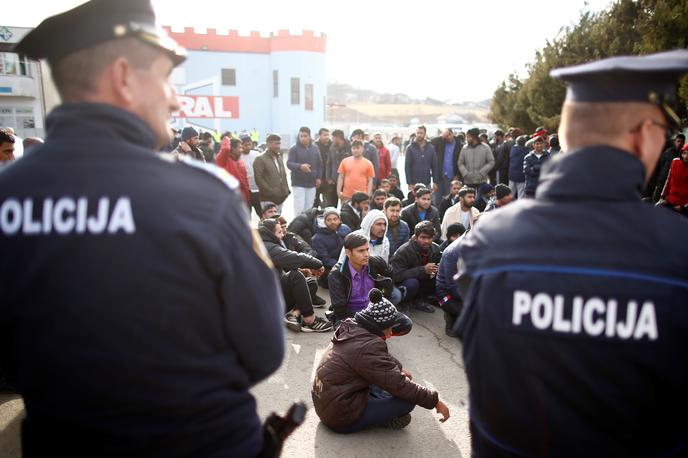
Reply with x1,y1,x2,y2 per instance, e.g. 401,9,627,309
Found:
312,289,450,433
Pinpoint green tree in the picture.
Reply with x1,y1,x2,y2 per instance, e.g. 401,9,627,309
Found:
490,0,688,132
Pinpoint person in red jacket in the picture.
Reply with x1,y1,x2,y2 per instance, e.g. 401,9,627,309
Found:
215,136,250,203
373,133,392,181
659,143,688,215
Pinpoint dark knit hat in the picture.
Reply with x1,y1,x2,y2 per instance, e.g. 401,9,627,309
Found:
181,126,199,141
355,289,399,331
467,127,480,137
495,184,512,200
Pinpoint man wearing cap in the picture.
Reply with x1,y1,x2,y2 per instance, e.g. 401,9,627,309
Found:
0,1,285,456
458,127,495,190
522,135,551,198
172,126,205,162
456,50,688,457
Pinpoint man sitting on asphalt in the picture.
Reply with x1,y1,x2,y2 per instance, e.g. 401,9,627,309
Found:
438,179,463,221
384,197,411,258
436,230,468,337
441,186,480,239
400,188,441,243
391,221,442,313
484,184,514,212
312,207,352,288
329,233,396,323
340,191,369,231
258,219,333,333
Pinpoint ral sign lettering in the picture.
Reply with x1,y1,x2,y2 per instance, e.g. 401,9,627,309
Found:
174,95,240,119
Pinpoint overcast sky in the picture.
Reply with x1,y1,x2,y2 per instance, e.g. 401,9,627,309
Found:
6,0,614,102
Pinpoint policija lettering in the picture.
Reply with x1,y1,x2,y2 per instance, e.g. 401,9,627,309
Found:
0,197,136,236
512,290,657,341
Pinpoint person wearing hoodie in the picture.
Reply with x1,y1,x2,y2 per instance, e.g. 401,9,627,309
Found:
311,207,352,287
338,208,390,263
258,219,333,333
508,135,529,199
215,136,250,204
312,288,450,433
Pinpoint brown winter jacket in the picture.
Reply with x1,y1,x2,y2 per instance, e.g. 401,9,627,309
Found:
311,319,438,429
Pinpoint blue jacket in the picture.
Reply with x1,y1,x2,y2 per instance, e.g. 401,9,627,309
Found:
523,151,551,197
386,219,411,257
0,103,285,457
435,236,463,299
287,142,322,187
457,146,688,457
508,145,529,182
404,141,439,187
311,223,352,268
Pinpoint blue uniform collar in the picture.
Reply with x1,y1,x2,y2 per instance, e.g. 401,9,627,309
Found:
46,102,158,151
537,146,645,201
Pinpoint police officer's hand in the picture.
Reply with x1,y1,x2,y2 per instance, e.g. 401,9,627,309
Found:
435,399,450,423
299,164,312,173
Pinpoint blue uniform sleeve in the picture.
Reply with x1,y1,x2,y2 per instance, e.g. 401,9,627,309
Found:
216,201,285,385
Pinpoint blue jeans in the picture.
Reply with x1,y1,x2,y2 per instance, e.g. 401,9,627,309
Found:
331,386,415,434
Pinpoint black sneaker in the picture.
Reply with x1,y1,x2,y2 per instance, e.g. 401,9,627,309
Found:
301,316,334,333
413,300,436,313
381,414,412,429
284,312,302,332
312,294,327,308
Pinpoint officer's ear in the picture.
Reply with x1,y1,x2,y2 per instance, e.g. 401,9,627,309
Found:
630,116,666,182
108,56,137,106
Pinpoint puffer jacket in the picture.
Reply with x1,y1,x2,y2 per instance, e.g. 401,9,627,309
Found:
523,151,551,197
312,319,438,429
311,222,352,268
386,219,411,257
328,256,394,321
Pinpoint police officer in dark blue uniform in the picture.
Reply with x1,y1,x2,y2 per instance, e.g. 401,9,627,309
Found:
0,1,285,456
456,50,688,457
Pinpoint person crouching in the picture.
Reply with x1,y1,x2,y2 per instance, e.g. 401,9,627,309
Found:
312,288,450,433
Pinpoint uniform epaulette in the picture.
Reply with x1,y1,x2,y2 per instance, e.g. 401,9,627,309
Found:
157,152,239,191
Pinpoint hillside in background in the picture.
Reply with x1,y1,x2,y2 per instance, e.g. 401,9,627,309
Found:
326,83,490,125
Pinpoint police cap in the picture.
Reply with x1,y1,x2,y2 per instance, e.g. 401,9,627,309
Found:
551,49,688,126
14,0,186,65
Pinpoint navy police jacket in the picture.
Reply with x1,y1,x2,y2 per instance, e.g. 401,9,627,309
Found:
0,103,285,458
457,146,688,457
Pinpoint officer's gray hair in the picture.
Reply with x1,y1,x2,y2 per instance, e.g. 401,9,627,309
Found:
51,37,161,102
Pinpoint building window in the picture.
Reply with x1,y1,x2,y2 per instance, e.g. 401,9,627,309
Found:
273,70,279,98
291,78,300,105
305,84,314,111
0,53,31,77
221,68,236,86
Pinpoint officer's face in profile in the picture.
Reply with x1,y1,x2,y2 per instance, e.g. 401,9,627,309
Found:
128,53,180,149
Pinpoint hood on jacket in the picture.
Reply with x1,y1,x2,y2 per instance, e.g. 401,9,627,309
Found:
219,136,231,153
332,318,380,343
258,221,281,245
360,209,388,242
